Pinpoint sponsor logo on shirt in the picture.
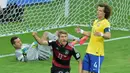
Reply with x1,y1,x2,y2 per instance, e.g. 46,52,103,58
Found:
97,24,100,27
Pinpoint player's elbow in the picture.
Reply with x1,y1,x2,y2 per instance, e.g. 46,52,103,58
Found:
105,35,111,39
107,33,111,39
107,35,111,39
37,40,43,45
104,32,111,39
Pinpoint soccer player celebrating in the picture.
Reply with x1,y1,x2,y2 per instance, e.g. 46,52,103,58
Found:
46,31,88,46
32,30,82,73
76,3,112,73
45,31,80,42
10,36,52,62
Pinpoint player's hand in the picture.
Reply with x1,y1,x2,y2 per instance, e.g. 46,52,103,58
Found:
94,32,102,36
75,26,81,33
55,31,59,36
32,32,37,36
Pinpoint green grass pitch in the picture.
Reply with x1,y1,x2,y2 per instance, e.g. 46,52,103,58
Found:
0,26,130,73
0,0,130,73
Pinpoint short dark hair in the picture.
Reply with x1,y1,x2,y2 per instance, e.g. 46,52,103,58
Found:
57,30,68,37
10,36,19,45
98,3,112,19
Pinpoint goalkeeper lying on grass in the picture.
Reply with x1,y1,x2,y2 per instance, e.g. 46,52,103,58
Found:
10,36,52,62
10,31,88,62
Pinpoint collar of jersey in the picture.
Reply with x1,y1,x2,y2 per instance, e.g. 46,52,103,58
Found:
97,18,105,22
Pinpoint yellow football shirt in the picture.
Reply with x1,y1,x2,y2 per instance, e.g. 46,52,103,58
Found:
86,18,110,56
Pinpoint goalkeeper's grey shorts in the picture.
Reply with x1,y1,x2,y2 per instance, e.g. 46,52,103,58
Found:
38,45,52,60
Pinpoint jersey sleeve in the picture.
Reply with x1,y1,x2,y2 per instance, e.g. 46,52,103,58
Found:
72,48,81,60
48,40,55,46
29,41,38,49
22,44,30,54
104,27,110,33
15,50,27,62
104,22,111,33
23,44,30,50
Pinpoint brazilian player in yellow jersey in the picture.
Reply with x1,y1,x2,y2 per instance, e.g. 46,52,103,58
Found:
76,3,112,73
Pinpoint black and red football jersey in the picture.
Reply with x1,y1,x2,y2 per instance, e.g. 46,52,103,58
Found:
48,40,80,69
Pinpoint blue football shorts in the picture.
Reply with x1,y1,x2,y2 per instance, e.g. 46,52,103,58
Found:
82,53,104,73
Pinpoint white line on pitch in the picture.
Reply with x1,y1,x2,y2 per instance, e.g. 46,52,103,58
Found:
0,36,130,58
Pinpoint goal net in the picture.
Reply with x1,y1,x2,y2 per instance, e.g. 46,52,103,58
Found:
0,0,130,37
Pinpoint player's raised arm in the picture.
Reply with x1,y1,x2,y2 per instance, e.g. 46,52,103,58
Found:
32,32,48,45
41,31,48,41
75,26,91,37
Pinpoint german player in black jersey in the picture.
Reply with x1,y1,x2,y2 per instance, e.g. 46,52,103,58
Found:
32,30,82,73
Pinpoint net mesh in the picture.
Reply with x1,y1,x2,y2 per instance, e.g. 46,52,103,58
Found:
0,0,130,37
